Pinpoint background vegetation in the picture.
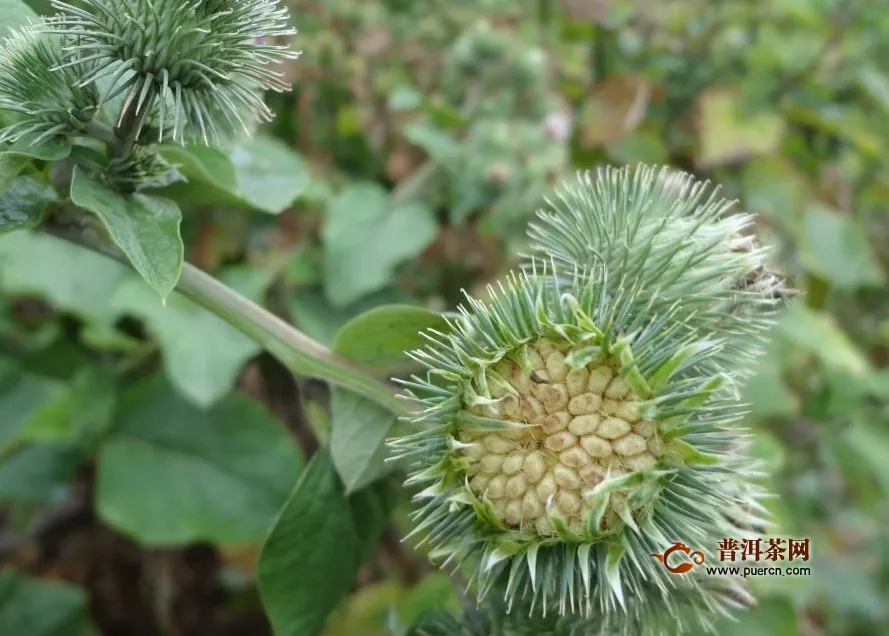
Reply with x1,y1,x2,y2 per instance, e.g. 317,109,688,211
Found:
2,0,888,634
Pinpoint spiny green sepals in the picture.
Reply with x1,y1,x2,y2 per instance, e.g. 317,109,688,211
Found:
391,165,785,630
51,0,299,143
0,23,99,144
105,145,182,192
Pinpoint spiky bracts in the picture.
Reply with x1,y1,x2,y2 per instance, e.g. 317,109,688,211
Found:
390,165,785,632
50,0,299,143
406,576,755,636
0,24,98,144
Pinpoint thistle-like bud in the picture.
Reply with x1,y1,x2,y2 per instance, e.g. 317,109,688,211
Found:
391,166,785,631
0,24,99,144
51,0,299,143
105,145,182,192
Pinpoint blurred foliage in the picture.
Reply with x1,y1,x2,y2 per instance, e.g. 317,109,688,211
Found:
2,0,889,634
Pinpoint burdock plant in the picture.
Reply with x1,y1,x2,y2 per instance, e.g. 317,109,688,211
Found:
0,1,788,635
390,167,784,633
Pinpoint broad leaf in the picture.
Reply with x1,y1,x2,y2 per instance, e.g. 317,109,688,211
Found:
798,203,884,289
741,158,806,228
70,167,183,301
857,65,889,115
21,366,117,443
0,231,129,326
778,305,869,377
330,389,396,494
0,568,98,636
332,304,449,370
404,124,460,163
740,342,799,418
324,182,437,307
1,134,72,161
228,136,310,214
0,153,27,193
111,266,273,407
0,361,107,506
0,358,63,449
0,442,84,505
843,423,889,495
160,136,308,214
96,376,301,546
290,288,417,347
0,174,58,233
259,450,394,636
715,597,798,636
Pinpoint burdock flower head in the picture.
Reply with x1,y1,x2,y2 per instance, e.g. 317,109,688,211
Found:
391,165,786,633
50,0,299,143
0,24,99,144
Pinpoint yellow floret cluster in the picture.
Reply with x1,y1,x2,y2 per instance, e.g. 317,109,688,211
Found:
460,339,662,536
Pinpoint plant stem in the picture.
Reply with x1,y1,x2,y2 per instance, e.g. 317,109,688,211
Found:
84,120,119,147
176,264,407,414
110,85,156,159
42,221,408,416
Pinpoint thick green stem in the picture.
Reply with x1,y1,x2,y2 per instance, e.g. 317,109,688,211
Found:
84,119,118,147
43,222,407,416
114,85,156,159
176,264,407,414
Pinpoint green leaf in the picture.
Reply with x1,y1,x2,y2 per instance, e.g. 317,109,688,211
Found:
696,86,784,167
741,158,806,228
96,376,301,546
404,124,460,163
856,66,889,115
778,305,870,377
0,442,84,505
159,136,308,214
0,153,26,193
259,449,394,636
740,341,799,419
714,596,798,636
797,203,885,289
227,136,310,214
2,134,72,161
332,304,449,370
843,423,889,495
0,174,58,233
0,361,109,506
290,288,418,347
330,388,396,494
0,568,98,636
111,267,273,407
323,182,438,307
70,167,183,301
21,366,116,444
159,144,235,190
0,0,37,40
0,231,129,326
323,574,458,636
0,359,63,449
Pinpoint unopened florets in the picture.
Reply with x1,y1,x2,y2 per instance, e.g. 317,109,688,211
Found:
460,338,660,537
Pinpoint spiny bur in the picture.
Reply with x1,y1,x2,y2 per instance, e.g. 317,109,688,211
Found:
390,165,787,633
